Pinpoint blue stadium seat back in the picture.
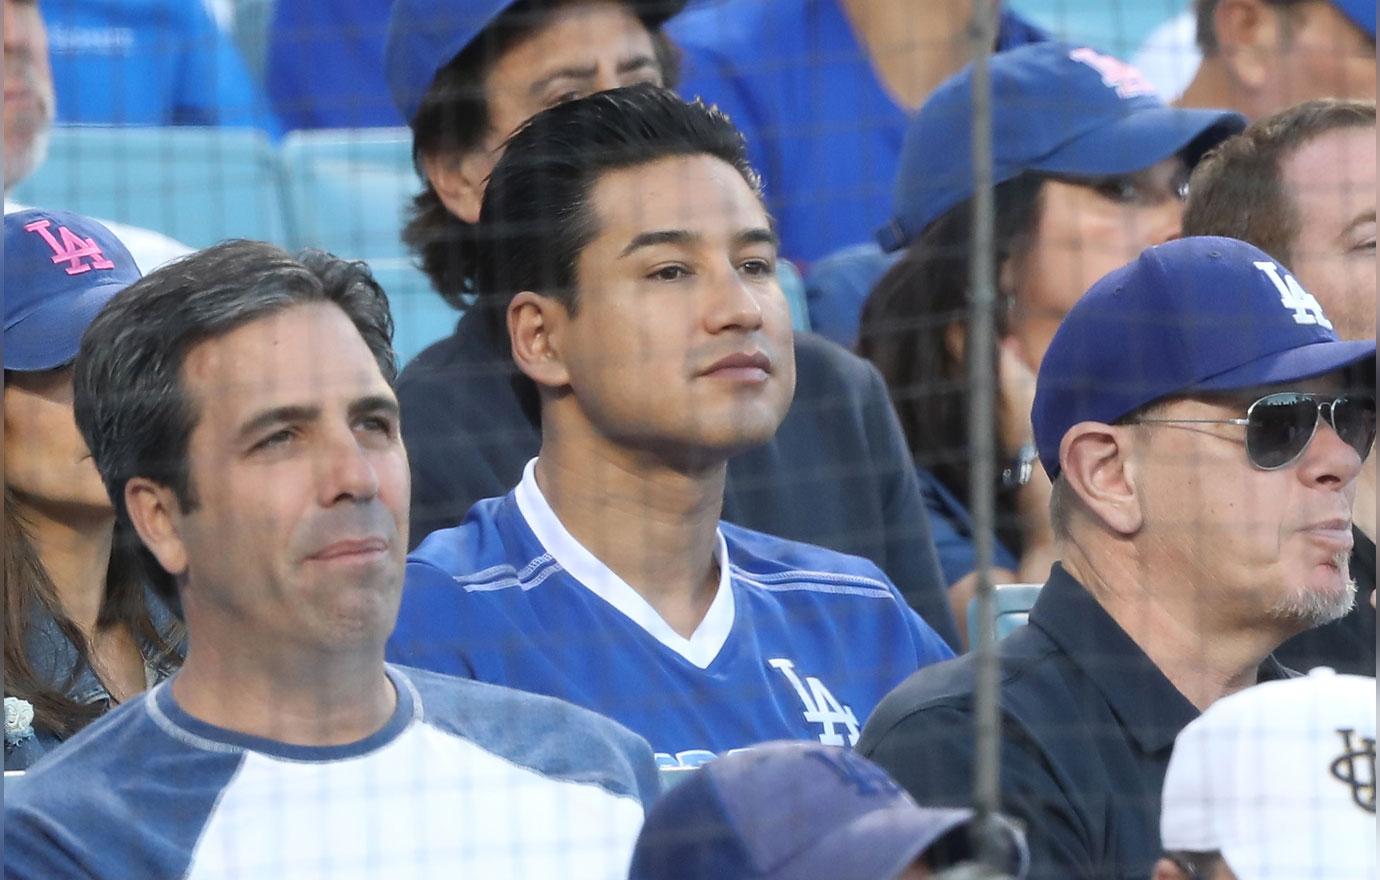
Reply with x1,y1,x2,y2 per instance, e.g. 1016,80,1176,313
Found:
968,582,1043,643
776,258,811,332
658,764,701,792
10,126,288,249
803,242,899,348
368,260,461,369
279,128,418,261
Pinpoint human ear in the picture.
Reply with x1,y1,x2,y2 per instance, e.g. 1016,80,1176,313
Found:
1060,422,1143,536
508,291,573,390
123,478,189,577
1214,0,1277,92
419,148,490,225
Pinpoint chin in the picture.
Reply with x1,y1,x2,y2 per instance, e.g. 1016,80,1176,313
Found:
1267,567,1357,630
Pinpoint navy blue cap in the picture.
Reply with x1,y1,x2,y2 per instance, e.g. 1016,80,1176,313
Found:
879,42,1245,252
629,742,1029,880
386,0,687,125
1033,236,1377,479
1333,0,1376,38
4,209,141,372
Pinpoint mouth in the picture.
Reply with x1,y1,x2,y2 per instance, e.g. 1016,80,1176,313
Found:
307,537,391,564
1301,518,1353,555
698,351,773,382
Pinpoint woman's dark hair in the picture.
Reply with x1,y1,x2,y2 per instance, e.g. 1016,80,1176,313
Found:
402,0,683,312
5,470,181,739
857,173,1045,552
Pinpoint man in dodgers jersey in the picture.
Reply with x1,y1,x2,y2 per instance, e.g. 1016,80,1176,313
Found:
4,241,660,879
388,86,954,770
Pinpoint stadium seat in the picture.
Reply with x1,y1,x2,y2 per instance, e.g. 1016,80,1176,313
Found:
10,125,289,249
658,764,700,791
367,260,461,368
968,582,1043,642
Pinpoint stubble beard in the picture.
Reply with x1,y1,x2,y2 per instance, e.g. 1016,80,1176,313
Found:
1267,550,1358,629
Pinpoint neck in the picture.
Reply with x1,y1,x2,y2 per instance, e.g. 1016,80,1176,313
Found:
170,618,396,747
1061,544,1279,711
1178,57,1260,118
1353,459,1376,542
534,431,725,638
16,498,115,636
840,0,974,109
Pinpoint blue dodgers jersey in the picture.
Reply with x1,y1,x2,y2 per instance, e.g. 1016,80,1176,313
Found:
390,466,955,768
4,666,659,880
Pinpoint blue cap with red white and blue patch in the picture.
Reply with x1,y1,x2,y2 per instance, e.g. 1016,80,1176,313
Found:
4,208,142,371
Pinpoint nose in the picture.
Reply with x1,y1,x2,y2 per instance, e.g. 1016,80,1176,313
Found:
318,429,381,506
703,262,768,334
1297,414,1365,489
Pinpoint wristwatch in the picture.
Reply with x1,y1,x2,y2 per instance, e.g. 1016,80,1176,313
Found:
1000,443,1039,489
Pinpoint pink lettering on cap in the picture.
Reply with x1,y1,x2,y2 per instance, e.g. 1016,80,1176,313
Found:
24,219,117,276
1068,47,1158,101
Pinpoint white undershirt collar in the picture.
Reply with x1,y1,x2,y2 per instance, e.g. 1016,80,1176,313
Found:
514,458,735,669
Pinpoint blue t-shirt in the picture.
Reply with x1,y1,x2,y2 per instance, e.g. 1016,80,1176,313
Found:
390,461,954,769
670,0,1045,264
917,465,1020,588
46,0,280,133
5,665,659,879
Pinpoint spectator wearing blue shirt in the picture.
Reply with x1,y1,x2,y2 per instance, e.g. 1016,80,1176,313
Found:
390,87,953,766
855,44,1243,642
43,0,279,133
669,0,1046,265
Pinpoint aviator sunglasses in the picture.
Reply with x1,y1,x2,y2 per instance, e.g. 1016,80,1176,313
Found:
1134,391,1377,470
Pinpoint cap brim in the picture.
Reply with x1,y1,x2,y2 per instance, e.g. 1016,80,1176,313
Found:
1190,338,1377,394
3,280,125,371
770,804,972,880
1033,105,1246,178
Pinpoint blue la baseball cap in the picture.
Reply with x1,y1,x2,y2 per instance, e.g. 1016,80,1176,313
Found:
879,42,1246,252
1333,0,1376,39
628,742,1029,880
4,209,141,372
1032,236,1377,479
386,0,688,126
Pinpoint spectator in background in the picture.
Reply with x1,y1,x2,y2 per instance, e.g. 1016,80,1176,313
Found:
669,0,1047,264
1183,98,1376,675
384,0,961,647
860,237,1375,880
3,0,190,272
629,741,1030,880
1173,0,1375,117
3,209,182,771
4,240,660,878
390,87,953,768
1154,668,1376,880
41,0,279,133
266,0,404,129
855,44,1243,640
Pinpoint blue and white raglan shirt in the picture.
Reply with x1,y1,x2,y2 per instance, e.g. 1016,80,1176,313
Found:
4,665,659,879
390,460,955,769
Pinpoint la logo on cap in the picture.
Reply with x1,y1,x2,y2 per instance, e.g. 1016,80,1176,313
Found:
1068,47,1156,100
1255,260,1333,329
24,219,116,276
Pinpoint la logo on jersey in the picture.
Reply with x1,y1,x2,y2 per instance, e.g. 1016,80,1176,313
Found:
25,219,117,276
1255,261,1333,330
769,658,860,747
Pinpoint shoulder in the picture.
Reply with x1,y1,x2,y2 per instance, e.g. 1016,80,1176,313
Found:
406,495,514,578
668,0,797,56
395,666,659,805
723,521,897,598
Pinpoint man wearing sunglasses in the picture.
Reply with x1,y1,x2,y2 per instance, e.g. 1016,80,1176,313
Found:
858,235,1375,880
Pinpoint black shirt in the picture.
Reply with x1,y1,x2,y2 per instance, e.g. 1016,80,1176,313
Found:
1273,526,1376,676
857,564,1294,880
395,310,960,648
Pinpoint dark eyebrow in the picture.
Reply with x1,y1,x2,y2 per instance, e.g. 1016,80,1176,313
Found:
236,405,319,444
618,229,699,258
348,395,401,421
1341,209,1377,239
736,227,779,250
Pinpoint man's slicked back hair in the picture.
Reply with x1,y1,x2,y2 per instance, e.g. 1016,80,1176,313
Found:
1184,98,1375,266
73,240,397,531
473,84,760,335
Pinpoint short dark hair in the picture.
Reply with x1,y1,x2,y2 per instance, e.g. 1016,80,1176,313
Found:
401,0,682,311
1184,98,1375,266
73,241,396,531
857,173,1045,548
472,84,758,334
1195,0,1311,54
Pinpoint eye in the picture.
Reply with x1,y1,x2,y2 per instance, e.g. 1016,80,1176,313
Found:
648,264,690,282
355,415,396,437
1093,176,1142,204
739,258,774,277
251,428,294,453
546,89,585,108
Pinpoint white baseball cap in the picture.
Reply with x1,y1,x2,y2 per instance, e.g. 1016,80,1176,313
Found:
1160,668,1376,880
